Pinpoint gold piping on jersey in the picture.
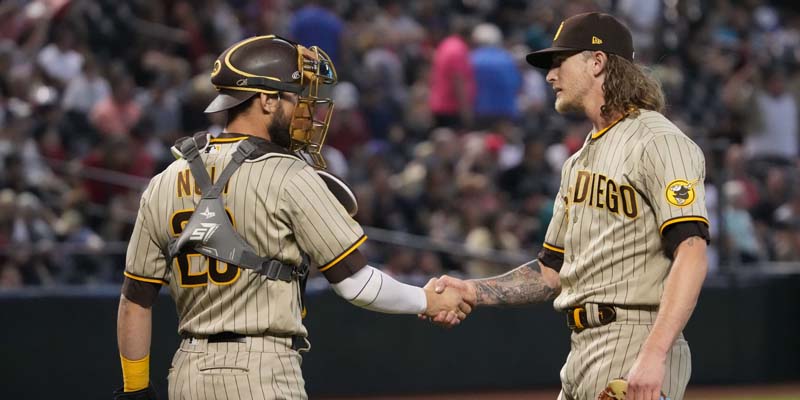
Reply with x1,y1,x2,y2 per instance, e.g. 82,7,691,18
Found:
591,113,627,140
659,216,709,235
665,178,699,207
543,242,565,254
318,235,367,272
124,271,167,285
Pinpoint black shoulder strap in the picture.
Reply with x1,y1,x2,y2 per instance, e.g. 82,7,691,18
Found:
204,139,256,198
179,133,214,196
167,134,307,284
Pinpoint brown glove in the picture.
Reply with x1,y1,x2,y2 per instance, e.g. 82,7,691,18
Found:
598,379,628,400
597,379,669,400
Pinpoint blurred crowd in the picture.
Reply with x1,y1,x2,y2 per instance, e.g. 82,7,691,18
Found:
1,0,800,288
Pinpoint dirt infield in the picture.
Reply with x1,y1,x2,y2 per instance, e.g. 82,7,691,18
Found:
320,384,800,400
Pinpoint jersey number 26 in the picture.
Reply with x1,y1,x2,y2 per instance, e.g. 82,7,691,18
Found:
170,209,240,287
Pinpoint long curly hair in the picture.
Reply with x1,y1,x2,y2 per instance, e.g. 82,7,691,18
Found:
601,54,665,119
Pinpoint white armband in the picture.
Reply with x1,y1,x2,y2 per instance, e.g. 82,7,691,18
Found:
330,265,427,314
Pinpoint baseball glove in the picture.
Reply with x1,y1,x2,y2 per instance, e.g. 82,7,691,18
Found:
598,379,628,400
112,385,158,400
597,379,669,400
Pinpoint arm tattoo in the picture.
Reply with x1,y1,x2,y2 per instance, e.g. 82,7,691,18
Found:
473,260,558,306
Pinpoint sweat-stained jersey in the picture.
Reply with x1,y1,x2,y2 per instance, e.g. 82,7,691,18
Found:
124,133,365,337
543,110,709,310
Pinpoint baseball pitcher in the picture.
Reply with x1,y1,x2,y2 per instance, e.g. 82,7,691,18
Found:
430,13,710,400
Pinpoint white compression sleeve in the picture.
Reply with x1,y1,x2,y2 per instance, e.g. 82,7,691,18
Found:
330,265,427,314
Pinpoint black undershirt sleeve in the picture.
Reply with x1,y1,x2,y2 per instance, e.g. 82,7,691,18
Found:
121,277,161,308
662,221,711,260
321,249,367,283
537,247,564,272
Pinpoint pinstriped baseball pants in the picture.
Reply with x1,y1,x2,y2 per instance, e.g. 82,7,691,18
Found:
557,308,691,400
168,336,307,400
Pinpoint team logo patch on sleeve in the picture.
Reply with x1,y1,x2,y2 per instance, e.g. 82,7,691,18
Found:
665,179,698,207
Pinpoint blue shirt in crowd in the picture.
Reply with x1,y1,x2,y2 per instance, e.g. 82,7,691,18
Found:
470,46,522,119
288,5,344,65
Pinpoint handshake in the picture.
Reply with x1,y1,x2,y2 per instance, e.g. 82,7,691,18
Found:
420,275,476,327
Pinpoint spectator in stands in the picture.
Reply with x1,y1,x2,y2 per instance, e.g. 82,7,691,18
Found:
288,0,344,65
498,137,556,202
428,15,475,130
327,81,371,158
744,68,799,162
60,57,108,153
1,1,800,286
470,23,521,129
751,166,790,227
89,72,141,137
722,181,764,264
36,27,83,86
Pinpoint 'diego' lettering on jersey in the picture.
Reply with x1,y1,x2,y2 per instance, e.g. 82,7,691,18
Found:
572,170,638,218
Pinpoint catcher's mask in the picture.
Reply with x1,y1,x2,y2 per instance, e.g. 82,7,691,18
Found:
205,35,338,169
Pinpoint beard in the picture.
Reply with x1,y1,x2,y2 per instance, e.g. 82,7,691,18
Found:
269,103,293,149
554,91,585,114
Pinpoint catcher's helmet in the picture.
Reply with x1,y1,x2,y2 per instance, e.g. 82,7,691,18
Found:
205,35,338,169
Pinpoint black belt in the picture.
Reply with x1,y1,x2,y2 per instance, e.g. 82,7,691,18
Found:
207,332,247,343
565,304,616,331
183,332,309,351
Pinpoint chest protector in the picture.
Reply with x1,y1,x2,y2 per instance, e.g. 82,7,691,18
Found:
166,133,309,283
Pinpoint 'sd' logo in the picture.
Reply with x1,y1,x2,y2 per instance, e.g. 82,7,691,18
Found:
211,60,221,77
666,179,698,207
592,36,603,44
553,21,564,42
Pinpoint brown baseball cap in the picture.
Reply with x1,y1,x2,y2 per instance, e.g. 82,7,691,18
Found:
526,12,634,69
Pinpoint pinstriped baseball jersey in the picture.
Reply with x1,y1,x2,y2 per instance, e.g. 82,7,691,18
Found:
543,110,709,310
124,134,365,336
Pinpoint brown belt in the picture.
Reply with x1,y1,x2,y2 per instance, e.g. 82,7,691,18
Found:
565,304,616,331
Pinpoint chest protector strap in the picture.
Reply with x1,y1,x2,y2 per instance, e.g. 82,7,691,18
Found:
167,134,309,283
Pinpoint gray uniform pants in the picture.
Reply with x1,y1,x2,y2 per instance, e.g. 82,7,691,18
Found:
558,307,691,400
168,335,307,400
